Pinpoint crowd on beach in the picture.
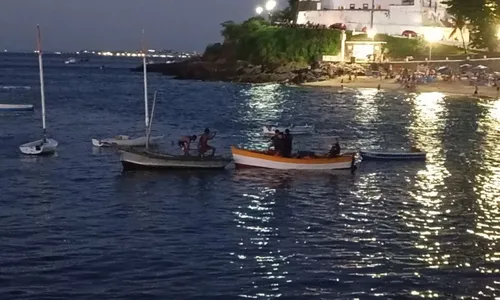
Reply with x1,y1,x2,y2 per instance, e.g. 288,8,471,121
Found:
392,63,500,94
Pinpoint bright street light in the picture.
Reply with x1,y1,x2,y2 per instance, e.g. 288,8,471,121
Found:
256,6,264,14
367,28,377,40
425,28,442,61
265,0,277,11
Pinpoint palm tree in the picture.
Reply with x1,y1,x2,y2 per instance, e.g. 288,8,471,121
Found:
449,15,468,53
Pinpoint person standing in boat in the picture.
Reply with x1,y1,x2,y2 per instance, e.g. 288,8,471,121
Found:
178,135,197,155
199,128,216,156
328,138,341,157
269,130,284,155
283,129,293,157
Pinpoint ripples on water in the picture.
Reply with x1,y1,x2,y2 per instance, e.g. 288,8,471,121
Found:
1,54,500,299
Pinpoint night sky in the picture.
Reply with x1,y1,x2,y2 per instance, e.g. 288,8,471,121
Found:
0,0,274,52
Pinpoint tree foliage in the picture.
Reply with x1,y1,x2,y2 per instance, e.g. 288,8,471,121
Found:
217,18,341,65
444,0,500,51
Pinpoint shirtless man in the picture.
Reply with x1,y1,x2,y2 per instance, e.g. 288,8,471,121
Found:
198,128,217,156
178,135,197,155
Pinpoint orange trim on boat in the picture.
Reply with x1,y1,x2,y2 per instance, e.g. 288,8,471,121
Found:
231,146,353,164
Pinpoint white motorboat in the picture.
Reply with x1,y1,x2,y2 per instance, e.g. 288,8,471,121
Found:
0,104,34,112
65,57,76,64
92,30,164,148
263,124,315,136
20,25,58,155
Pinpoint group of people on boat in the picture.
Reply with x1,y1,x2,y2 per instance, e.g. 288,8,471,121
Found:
269,129,293,157
270,129,341,158
178,128,216,156
177,127,342,159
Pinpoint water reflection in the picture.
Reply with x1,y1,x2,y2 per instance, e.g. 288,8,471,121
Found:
238,84,286,150
471,100,500,297
406,92,450,297
231,170,292,298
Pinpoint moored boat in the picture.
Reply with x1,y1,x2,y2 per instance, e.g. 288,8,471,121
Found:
120,148,232,170
360,149,426,160
0,104,34,112
91,31,164,148
231,146,356,171
20,138,58,155
92,135,164,147
19,26,58,156
262,124,315,136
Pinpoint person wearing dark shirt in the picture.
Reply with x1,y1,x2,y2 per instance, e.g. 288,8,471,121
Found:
328,138,341,157
270,130,284,155
283,129,293,157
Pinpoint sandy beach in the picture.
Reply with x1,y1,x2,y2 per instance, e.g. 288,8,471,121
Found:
303,76,500,99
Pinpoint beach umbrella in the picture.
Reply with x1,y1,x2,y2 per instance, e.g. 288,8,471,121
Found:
473,65,488,70
460,64,472,68
436,66,449,73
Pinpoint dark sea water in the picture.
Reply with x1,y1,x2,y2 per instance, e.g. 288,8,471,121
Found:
1,53,500,299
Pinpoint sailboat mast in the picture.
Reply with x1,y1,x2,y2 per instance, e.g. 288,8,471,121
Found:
37,25,47,137
142,30,149,135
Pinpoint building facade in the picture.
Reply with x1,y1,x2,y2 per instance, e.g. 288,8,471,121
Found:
297,0,468,44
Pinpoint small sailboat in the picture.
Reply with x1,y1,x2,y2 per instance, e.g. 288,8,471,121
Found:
19,25,58,155
120,92,232,170
92,30,164,148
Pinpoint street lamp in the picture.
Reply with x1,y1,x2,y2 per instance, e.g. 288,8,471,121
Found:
265,0,277,11
367,28,377,40
256,6,264,15
425,28,442,61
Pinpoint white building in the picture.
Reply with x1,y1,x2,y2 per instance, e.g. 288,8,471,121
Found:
296,0,468,44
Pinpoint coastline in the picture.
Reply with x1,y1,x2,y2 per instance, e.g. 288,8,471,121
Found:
302,76,500,99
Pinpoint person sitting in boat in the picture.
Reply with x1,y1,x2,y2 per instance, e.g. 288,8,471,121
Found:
199,128,217,156
269,130,285,156
283,129,293,157
328,138,341,157
178,135,197,155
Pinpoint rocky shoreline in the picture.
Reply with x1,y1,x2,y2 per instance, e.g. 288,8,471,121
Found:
132,58,370,84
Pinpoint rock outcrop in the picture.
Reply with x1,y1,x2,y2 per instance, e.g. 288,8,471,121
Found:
132,58,369,84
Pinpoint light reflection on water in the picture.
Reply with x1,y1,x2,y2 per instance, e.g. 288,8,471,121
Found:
471,100,500,297
232,170,294,299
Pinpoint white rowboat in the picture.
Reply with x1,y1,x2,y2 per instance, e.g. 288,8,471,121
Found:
91,135,164,148
360,149,427,160
262,124,315,136
0,104,34,112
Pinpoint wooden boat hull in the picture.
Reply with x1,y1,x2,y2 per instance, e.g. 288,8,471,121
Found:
91,135,164,147
231,146,355,170
262,125,315,136
19,138,58,155
120,150,232,170
360,150,427,160
0,104,34,112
